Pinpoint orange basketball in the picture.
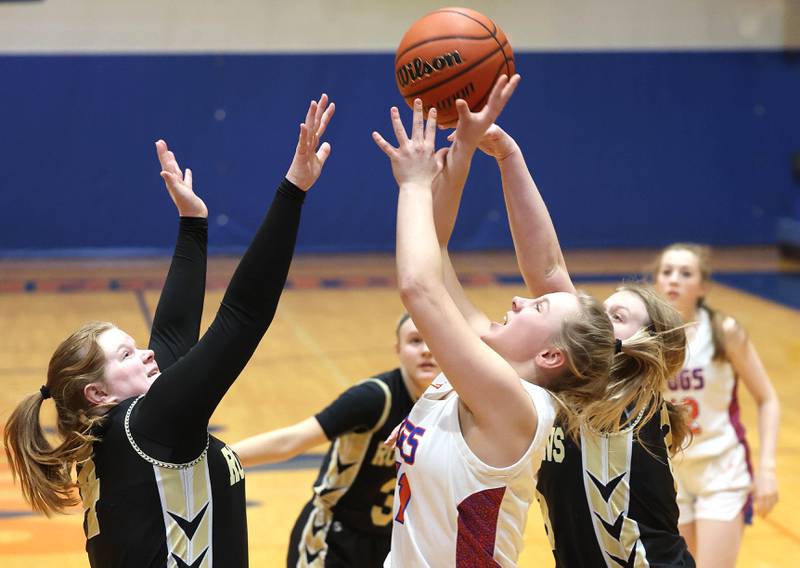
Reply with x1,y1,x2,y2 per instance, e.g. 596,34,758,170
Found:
395,7,515,124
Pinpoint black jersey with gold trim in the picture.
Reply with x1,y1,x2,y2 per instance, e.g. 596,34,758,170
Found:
80,398,247,568
536,403,695,567
288,368,413,567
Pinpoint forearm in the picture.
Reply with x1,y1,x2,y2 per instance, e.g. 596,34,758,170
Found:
220,179,304,334
149,217,208,368
757,397,780,470
441,247,490,333
397,184,444,302
498,150,575,295
432,140,476,245
136,180,305,439
232,430,304,467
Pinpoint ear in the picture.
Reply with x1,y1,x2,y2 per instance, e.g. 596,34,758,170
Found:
535,348,565,371
84,382,110,406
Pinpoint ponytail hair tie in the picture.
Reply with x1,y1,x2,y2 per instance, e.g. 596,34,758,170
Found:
40,385,51,400
614,338,623,354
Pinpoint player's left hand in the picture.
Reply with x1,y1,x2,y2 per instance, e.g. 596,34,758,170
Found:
753,468,778,516
286,93,335,191
372,99,448,189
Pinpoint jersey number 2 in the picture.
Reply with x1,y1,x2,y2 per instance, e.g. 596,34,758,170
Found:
395,473,411,524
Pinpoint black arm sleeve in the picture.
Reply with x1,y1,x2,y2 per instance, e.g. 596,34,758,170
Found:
148,217,208,370
315,381,389,440
133,179,305,456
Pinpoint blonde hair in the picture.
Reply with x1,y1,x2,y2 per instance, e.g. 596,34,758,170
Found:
547,292,617,441
601,285,689,453
4,321,115,515
655,242,743,362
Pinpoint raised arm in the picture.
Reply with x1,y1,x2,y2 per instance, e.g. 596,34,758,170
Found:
431,75,520,333
478,125,575,296
134,95,335,455
373,100,537,466
148,140,209,369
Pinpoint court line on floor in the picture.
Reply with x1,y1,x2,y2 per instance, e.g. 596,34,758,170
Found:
276,303,352,390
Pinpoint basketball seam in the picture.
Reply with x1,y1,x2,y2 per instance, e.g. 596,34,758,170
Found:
396,33,495,61
401,40,509,99
469,61,508,113
434,9,513,77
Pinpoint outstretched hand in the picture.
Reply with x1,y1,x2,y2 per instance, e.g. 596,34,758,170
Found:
445,74,521,149
286,93,335,191
156,140,208,218
372,99,448,189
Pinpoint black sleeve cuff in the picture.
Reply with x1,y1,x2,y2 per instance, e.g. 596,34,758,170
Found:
277,178,307,203
178,217,209,229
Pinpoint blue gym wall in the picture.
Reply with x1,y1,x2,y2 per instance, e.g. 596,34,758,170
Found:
0,2,798,256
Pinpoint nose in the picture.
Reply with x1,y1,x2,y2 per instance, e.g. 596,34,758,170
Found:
141,349,155,364
420,341,432,356
512,296,534,312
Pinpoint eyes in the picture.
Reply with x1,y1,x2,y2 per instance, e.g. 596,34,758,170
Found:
660,267,697,279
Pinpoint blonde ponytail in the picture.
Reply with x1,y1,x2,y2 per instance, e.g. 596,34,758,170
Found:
578,285,690,452
4,322,114,515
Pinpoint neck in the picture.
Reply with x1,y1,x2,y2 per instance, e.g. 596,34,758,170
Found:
399,367,424,401
680,304,700,323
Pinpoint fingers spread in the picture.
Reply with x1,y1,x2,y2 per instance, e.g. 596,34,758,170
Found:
316,141,332,166
304,100,318,134
296,123,309,155
372,131,397,157
424,107,438,144
317,101,335,140
411,99,424,142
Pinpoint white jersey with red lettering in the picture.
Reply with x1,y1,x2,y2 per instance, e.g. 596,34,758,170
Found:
666,307,750,461
384,373,557,568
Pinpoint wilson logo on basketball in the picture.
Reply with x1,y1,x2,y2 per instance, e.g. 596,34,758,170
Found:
396,51,464,87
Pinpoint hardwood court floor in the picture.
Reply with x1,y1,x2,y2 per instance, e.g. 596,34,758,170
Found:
0,247,798,567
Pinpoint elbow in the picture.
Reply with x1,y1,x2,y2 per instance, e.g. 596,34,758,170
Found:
398,273,429,304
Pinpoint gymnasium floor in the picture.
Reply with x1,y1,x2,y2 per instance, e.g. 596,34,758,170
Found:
0,247,798,567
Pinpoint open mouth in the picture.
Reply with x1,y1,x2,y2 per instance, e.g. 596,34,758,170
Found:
147,368,160,378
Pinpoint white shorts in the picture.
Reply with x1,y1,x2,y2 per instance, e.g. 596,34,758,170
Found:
673,443,752,524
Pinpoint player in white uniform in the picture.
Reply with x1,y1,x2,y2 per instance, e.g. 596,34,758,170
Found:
655,243,780,568
372,76,619,566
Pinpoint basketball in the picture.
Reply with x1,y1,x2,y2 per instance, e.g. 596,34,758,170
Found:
395,7,515,124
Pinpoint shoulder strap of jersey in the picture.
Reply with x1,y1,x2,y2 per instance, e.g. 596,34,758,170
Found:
361,377,392,433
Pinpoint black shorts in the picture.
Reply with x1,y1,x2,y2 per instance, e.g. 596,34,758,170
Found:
287,501,391,568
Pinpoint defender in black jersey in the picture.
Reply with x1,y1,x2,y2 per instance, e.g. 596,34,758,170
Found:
232,314,438,567
4,95,335,568
538,406,695,567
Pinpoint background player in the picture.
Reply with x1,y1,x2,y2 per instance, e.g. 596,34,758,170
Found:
3,93,334,567
232,314,438,567
654,243,780,567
